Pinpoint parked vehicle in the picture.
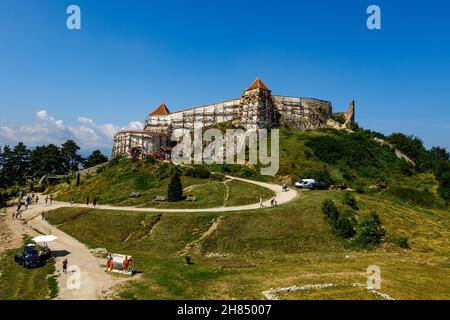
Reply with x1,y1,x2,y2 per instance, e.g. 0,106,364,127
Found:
295,179,316,189
14,247,43,268
295,179,328,190
14,240,51,268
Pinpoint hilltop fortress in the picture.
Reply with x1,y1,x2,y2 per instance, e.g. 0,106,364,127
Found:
112,78,355,157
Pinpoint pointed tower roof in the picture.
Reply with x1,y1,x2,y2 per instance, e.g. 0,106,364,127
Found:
245,77,271,91
150,103,171,116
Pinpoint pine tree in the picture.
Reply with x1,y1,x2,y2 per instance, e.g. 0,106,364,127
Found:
167,170,183,202
61,140,83,173
12,142,31,186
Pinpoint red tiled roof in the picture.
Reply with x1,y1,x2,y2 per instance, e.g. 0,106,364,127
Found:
150,103,171,116
246,77,270,91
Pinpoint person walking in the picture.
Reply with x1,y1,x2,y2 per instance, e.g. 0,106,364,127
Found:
259,196,264,208
93,196,97,208
41,211,45,220
62,259,68,274
70,198,74,206
35,195,39,204
86,196,90,207
50,194,53,205
45,196,48,205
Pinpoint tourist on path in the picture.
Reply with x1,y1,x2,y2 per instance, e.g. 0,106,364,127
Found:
45,196,48,205
62,259,68,274
86,197,90,207
50,195,53,205
93,196,97,208
70,198,74,206
35,195,39,204
41,211,45,220
259,196,264,208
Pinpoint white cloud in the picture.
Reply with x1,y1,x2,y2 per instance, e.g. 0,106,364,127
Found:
0,110,143,151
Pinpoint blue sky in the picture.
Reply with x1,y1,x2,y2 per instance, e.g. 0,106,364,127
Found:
0,0,449,153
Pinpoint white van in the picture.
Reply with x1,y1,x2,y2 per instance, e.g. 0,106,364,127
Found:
295,179,316,189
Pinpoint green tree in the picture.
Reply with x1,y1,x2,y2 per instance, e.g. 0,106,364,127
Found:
0,146,13,187
85,150,108,168
167,171,183,202
61,140,83,173
30,144,63,177
12,142,31,185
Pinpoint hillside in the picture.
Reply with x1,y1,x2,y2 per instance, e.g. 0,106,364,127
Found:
45,190,450,299
40,127,450,300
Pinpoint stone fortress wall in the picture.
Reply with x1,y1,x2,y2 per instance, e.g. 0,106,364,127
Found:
112,78,355,157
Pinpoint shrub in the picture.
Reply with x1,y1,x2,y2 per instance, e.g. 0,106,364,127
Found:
322,199,339,225
354,211,385,247
146,156,156,165
342,191,358,210
393,236,410,249
187,165,211,179
335,210,356,238
167,171,183,202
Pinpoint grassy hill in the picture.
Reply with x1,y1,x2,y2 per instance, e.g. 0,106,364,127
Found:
41,127,450,299
50,159,274,209
45,190,450,299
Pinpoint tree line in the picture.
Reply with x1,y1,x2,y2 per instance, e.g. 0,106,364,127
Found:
0,140,108,189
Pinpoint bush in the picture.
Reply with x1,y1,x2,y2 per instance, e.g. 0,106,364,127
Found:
187,165,211,179
342,192,358,210
322,199,339,225
335,210,356,238
354,211,385,247
393,236,410,249
322,200,356,238
146,156,156,165
167,171,183,202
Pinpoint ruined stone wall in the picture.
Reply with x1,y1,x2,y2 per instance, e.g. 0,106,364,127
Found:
272,96,332,130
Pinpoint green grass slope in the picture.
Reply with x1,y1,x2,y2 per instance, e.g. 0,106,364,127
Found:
45,189,450,300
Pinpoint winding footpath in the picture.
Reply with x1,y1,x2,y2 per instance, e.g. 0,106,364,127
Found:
4,176,297,300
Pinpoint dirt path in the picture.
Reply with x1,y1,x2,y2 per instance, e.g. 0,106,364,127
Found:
2,176,296,300
47,176,298,213
4,205,121,300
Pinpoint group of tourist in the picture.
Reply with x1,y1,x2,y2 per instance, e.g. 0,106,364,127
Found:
259,195,278,208
85,195,98,207
12,191,56,221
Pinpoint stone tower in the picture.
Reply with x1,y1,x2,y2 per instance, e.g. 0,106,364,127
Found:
240,78,278,129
